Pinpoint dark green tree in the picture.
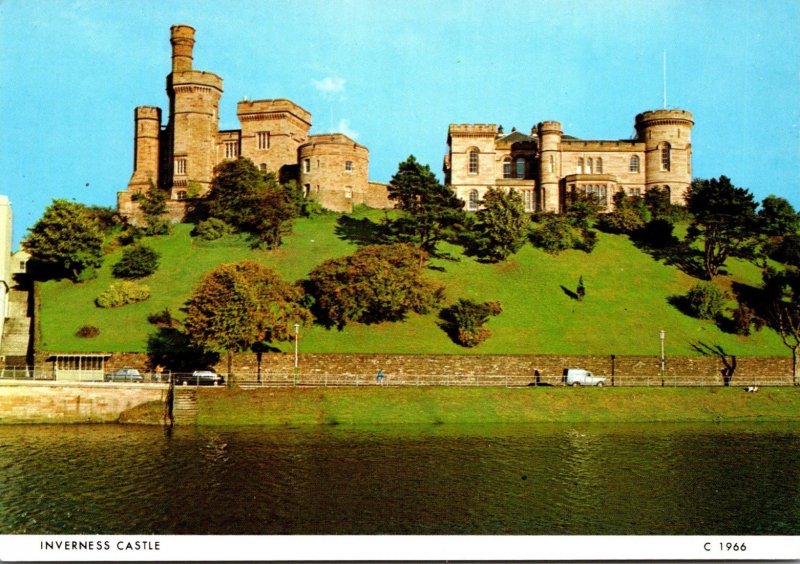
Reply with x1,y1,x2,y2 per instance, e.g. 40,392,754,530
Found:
135,181,171,236
439,298,502,347
206,158,297,249
306,243,444,329
184,261,311,379
384,155,465,259
112,244,160,279
530,213,596,255
758,195,799,237
685,176,759,279
23,199,104,281
467,188,529,262
599,191,649,234
564,190,601,229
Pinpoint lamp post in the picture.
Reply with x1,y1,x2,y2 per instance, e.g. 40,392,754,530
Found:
659,330,666,386
293,323,299,386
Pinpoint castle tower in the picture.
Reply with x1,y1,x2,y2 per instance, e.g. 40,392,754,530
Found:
126,106,162,194
537,121,562,212
634,109,694,204
299,134,369,213
166,24,223,197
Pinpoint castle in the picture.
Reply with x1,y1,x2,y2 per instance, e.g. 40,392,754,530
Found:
444,109,693,212
119,25,389,222
119,25,694,221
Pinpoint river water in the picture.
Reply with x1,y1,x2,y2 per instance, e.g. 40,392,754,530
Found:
0,422,797,535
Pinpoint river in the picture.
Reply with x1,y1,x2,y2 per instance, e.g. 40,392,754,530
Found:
0,422,797,535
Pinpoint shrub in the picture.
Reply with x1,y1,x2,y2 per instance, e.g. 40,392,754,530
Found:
439,298,502,347
685,282,728,320
636,218,677,248
147,308,175,328
96,281,151,308
731,303,765,336
112,245,160,279
192,218,233,241
307,243,444,328
75,325,99,338
531,214,597,255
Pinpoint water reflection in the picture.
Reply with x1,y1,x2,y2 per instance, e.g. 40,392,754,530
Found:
0,422,797,535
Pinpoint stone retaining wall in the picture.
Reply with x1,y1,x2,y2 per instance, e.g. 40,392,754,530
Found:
0,381,169,423
89,352,796,386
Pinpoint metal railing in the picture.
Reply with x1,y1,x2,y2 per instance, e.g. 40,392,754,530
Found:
0,367,795,387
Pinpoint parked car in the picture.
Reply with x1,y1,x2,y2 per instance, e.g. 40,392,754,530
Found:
104,367,144,383
174,370,225,386
563,368,606,387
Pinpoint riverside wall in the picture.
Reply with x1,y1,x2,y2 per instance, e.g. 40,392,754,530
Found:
95,352,795,386
0,381,169,423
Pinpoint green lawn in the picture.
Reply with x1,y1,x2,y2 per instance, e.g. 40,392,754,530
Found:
39,208,789,356
192,386,800,426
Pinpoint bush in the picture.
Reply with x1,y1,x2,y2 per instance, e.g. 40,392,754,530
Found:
307,243,444,328
531,214,597,255
685,282,728,320
636,219,678,248
147,308,175,328
192,218,233,241
439,299,502,347
112,245,160,279
96,281,151,308
731,303,765,336
75,325,99,338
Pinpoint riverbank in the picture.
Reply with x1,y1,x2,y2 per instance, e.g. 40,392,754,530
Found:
172,386,800,426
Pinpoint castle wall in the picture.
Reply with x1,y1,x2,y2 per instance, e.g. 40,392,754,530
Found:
237,99,311,178
299,134,369,213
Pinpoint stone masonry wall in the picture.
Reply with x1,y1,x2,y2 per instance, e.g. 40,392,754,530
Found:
0,381,168,423
93,352,796,387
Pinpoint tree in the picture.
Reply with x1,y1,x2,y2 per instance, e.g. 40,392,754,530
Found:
439,299,502,347
530,213,596,255
685,176,759,280
206,158,297,249
758,195,799,237
184,261,311,379
135,181,171,235
466,188,529,262
762,267,800,385
598,191,649,234
684,282,728,320
306,243,444,329
384,155,465,259
112,244,160,279
23,199,104,281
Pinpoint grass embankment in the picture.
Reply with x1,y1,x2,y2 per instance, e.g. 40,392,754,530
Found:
189,386,800,426
40,207,787,356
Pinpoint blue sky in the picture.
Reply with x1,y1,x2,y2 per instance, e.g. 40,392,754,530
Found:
1,0,798,248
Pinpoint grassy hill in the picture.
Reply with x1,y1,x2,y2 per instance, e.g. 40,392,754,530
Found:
38,208,788,356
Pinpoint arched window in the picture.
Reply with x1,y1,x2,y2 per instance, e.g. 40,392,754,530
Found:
629,155,640,173
661,143,671,171
596,157,603,174
515,157,525,179
468,190,479,211
663,185,671,202
586,158,593,174
503,158,512,178
577,158,584,174
468,149,479,174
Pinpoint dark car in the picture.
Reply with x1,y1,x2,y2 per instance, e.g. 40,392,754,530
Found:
174,370,225,386
104,368,144,383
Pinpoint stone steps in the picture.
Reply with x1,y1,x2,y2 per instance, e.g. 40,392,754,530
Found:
172,388,198,425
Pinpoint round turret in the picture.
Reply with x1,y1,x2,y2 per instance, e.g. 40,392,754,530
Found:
299,134,369,213
170,25,195,72
634,109,694,203
537,121,563,212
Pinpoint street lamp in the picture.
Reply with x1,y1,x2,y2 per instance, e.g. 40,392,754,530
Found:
293,323,300,386
659,330,666,386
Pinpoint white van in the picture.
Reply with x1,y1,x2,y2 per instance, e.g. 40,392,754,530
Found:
563,368,606,387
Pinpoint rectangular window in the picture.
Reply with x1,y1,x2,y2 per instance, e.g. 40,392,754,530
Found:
548,155,555,173
345,161,353,173
257,132,270,150
225,141,239,159
345,186,353,199
303,159,311,173
175,158,186,175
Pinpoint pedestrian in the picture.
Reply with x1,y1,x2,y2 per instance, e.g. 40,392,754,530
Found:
376,369,384,385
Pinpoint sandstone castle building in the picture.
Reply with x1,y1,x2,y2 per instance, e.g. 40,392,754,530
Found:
444,109,693,212
119,25,389,221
